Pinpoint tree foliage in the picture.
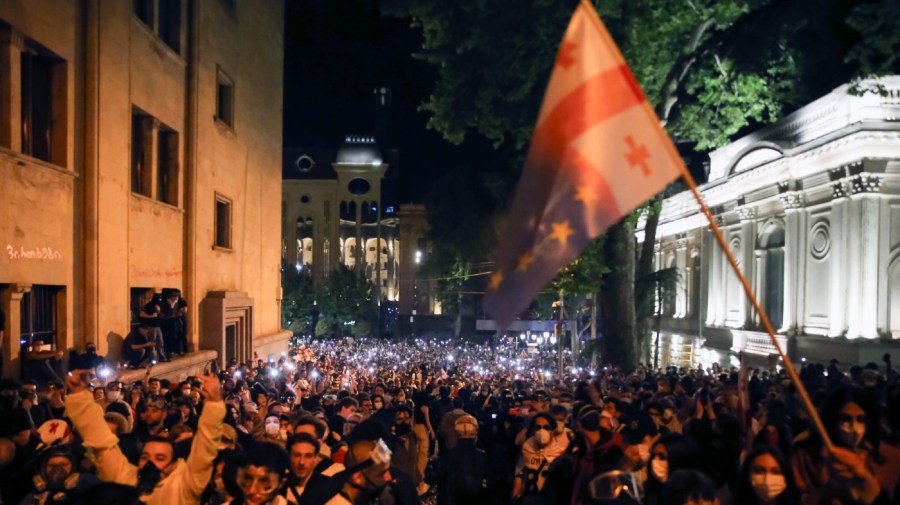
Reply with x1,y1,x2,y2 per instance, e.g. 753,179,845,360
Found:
281,264,317,334
316,265,378,337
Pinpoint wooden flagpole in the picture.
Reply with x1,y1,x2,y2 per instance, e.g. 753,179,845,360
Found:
672,164,835,452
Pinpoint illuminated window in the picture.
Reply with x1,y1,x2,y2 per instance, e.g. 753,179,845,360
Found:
216,67,235,128
215,194,232,249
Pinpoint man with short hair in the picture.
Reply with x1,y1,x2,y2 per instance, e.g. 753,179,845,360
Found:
65,369,224,504
329,397,359,441
284,433,321,503
294,415,345,476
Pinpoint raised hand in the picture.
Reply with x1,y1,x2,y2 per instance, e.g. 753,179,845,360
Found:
198,373,222,403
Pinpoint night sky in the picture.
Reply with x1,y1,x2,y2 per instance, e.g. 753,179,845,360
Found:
283,0,501,203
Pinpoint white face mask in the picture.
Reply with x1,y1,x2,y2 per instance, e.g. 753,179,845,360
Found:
751,473,786,501
651,458,668,482
534,429,551,446
838,422,865,448
265,422,280,436
106,391,120,402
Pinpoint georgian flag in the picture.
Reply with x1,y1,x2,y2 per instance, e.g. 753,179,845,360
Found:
484,0,683,328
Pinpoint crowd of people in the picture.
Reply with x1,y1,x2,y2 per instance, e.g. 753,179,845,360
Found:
0,335,897,505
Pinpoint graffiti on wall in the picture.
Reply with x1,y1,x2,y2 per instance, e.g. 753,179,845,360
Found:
6,245,63,260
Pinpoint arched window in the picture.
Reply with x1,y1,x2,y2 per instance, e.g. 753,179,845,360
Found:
758,223,785,329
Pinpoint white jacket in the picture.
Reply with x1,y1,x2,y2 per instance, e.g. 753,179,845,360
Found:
67,390,225,505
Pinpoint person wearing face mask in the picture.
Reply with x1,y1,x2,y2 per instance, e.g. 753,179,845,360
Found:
261,415,287,446
64,369,225,504
438,415,489,505
19,446,100,505
735,447,798,505
513,413,569,504
643,433,699,505
303,419,419,505
619,412,658,483
389,405,420,487
791,387,899,505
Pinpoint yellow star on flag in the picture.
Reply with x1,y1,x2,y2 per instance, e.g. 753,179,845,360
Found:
549,220,574,245
488,271,505,291
517,252,535,272
574,185,598,205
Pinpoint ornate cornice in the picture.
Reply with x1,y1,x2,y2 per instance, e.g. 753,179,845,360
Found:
832,181,848,199
849,174,883,195
737,207,757,222
779,192,805,210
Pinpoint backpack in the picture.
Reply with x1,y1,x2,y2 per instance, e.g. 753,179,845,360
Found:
451,447,487,496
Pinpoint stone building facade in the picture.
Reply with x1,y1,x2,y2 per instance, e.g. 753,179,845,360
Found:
0,0,289,379
283,138,437,333
640,77,900,366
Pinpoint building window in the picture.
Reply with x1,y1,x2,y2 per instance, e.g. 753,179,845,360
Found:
21,46,65,165
157,126,179,205
215,194,232,249
20,285,60,350
216,68,235,128
131,107,180,205
134,0,154,26
131,109,152,196
134,0,181,55
157,0,181,53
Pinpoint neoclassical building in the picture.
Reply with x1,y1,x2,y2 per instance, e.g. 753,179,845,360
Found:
639,77,900,365
283,138,437,332
0,1,288,379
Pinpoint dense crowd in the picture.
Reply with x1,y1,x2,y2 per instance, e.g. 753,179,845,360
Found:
0,335,897,505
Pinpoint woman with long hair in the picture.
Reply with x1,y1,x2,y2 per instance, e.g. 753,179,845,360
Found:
791,386,900,505
735,446,799,505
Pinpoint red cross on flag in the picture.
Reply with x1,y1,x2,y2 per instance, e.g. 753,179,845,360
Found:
484,0,684,328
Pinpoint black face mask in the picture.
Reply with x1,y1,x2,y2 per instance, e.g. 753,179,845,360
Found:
395,423,412,435
137,463,164,494
44,465,70,490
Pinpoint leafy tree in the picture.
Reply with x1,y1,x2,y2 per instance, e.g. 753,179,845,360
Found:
384,0,898,369
317,265,378,337
281,263,317,334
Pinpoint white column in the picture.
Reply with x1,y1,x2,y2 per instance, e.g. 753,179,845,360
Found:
829,182,849,337
675,238,688,318
847,175,883,339
703,228,718,326
781,192,806,333
738,208,757,328
718,223,731,327
754,250,766,327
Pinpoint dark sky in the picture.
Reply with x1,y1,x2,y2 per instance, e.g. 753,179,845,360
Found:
283,0,500,203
